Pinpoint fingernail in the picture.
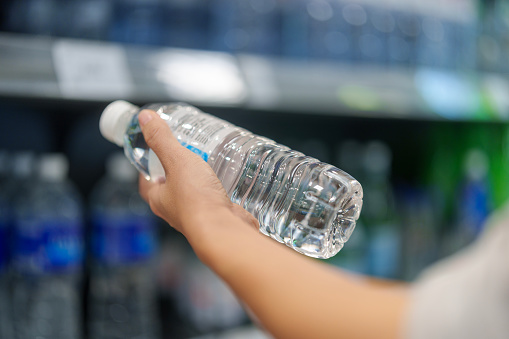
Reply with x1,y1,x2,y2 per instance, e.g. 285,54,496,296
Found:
139,110,154,126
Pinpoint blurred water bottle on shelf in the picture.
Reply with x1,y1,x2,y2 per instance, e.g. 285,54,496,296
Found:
341,1,380,64
306,0,341,60
100,100,363,259
415,0,477,70
209,0,281,55
88,153,159,339
492,0,509,73
0,151,10,275
11,154,84,339
397,186,441,281
0,151,13,339
4,152,37,339
390,9,420,67
109,0,164,46
363,3,397,65
318,0,354,62
58,0,113,40
4,0,54,35
3,152,37,262
162,0,210,50
477,0,508,73
5,152,37,199
361,141,401,279
449,148,491,253
280,0,311,59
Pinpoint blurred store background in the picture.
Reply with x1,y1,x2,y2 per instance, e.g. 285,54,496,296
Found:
0,0,509,338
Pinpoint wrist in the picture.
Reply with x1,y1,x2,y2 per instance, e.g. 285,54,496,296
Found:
181,203,260,272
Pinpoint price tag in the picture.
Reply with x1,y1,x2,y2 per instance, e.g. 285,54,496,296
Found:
52,40,133,99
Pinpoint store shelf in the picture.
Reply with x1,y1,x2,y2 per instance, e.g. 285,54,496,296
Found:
239,55,428,119
1,32,509,121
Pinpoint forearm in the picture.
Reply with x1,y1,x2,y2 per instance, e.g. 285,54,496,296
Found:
183,207,410,339
137,107,409,338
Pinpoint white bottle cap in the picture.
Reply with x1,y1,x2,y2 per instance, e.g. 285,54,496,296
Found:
100,100,139,147
39,153,69,182
106,152,137,182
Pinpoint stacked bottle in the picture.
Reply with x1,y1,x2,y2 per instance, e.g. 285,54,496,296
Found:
88,153,159,339
0,151,13,339
11,154,84,339
361,141,401,279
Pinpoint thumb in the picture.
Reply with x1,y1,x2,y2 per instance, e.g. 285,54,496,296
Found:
139,109,182,173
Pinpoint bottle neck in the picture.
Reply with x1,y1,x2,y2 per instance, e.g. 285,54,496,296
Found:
113,108,139,147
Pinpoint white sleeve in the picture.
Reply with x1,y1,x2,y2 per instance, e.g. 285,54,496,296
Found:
404,208,509,339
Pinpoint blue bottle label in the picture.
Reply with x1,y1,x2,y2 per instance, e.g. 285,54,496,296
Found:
92,213,156,265
180,142,208,162
13,217,84,274
44,224,84,272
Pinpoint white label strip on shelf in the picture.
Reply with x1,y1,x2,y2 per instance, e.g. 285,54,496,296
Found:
148,48,247,105
52,39,133,100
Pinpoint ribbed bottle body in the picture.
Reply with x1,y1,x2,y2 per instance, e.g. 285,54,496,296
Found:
210,133,362,258
120,103,362,258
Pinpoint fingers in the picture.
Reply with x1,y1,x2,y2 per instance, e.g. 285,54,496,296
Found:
138,173,164,219
138,173,154,203
231,203,260,231
139,109,182,174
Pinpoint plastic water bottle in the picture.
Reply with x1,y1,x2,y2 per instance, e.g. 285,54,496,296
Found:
453,148,491,251
100,101,363,259
5,152,37,339
0,151,13,339
361,141,401,279
11,154,84,339
88,153,159,339
0,151,10,276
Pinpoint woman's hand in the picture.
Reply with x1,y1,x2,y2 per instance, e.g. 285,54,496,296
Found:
137,109,258,236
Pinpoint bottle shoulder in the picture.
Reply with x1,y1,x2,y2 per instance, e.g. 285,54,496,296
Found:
14,180,83,220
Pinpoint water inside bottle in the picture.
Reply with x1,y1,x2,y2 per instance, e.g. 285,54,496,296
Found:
125,118,150,178
217,134,363,259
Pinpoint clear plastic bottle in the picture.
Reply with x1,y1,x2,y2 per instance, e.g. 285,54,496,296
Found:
0,151,13,339
0,151,9,272
361,141,401,279
453,148,491,251
6,152,37,339
11,154,84,339
100,100,363,259
88,153,159,339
